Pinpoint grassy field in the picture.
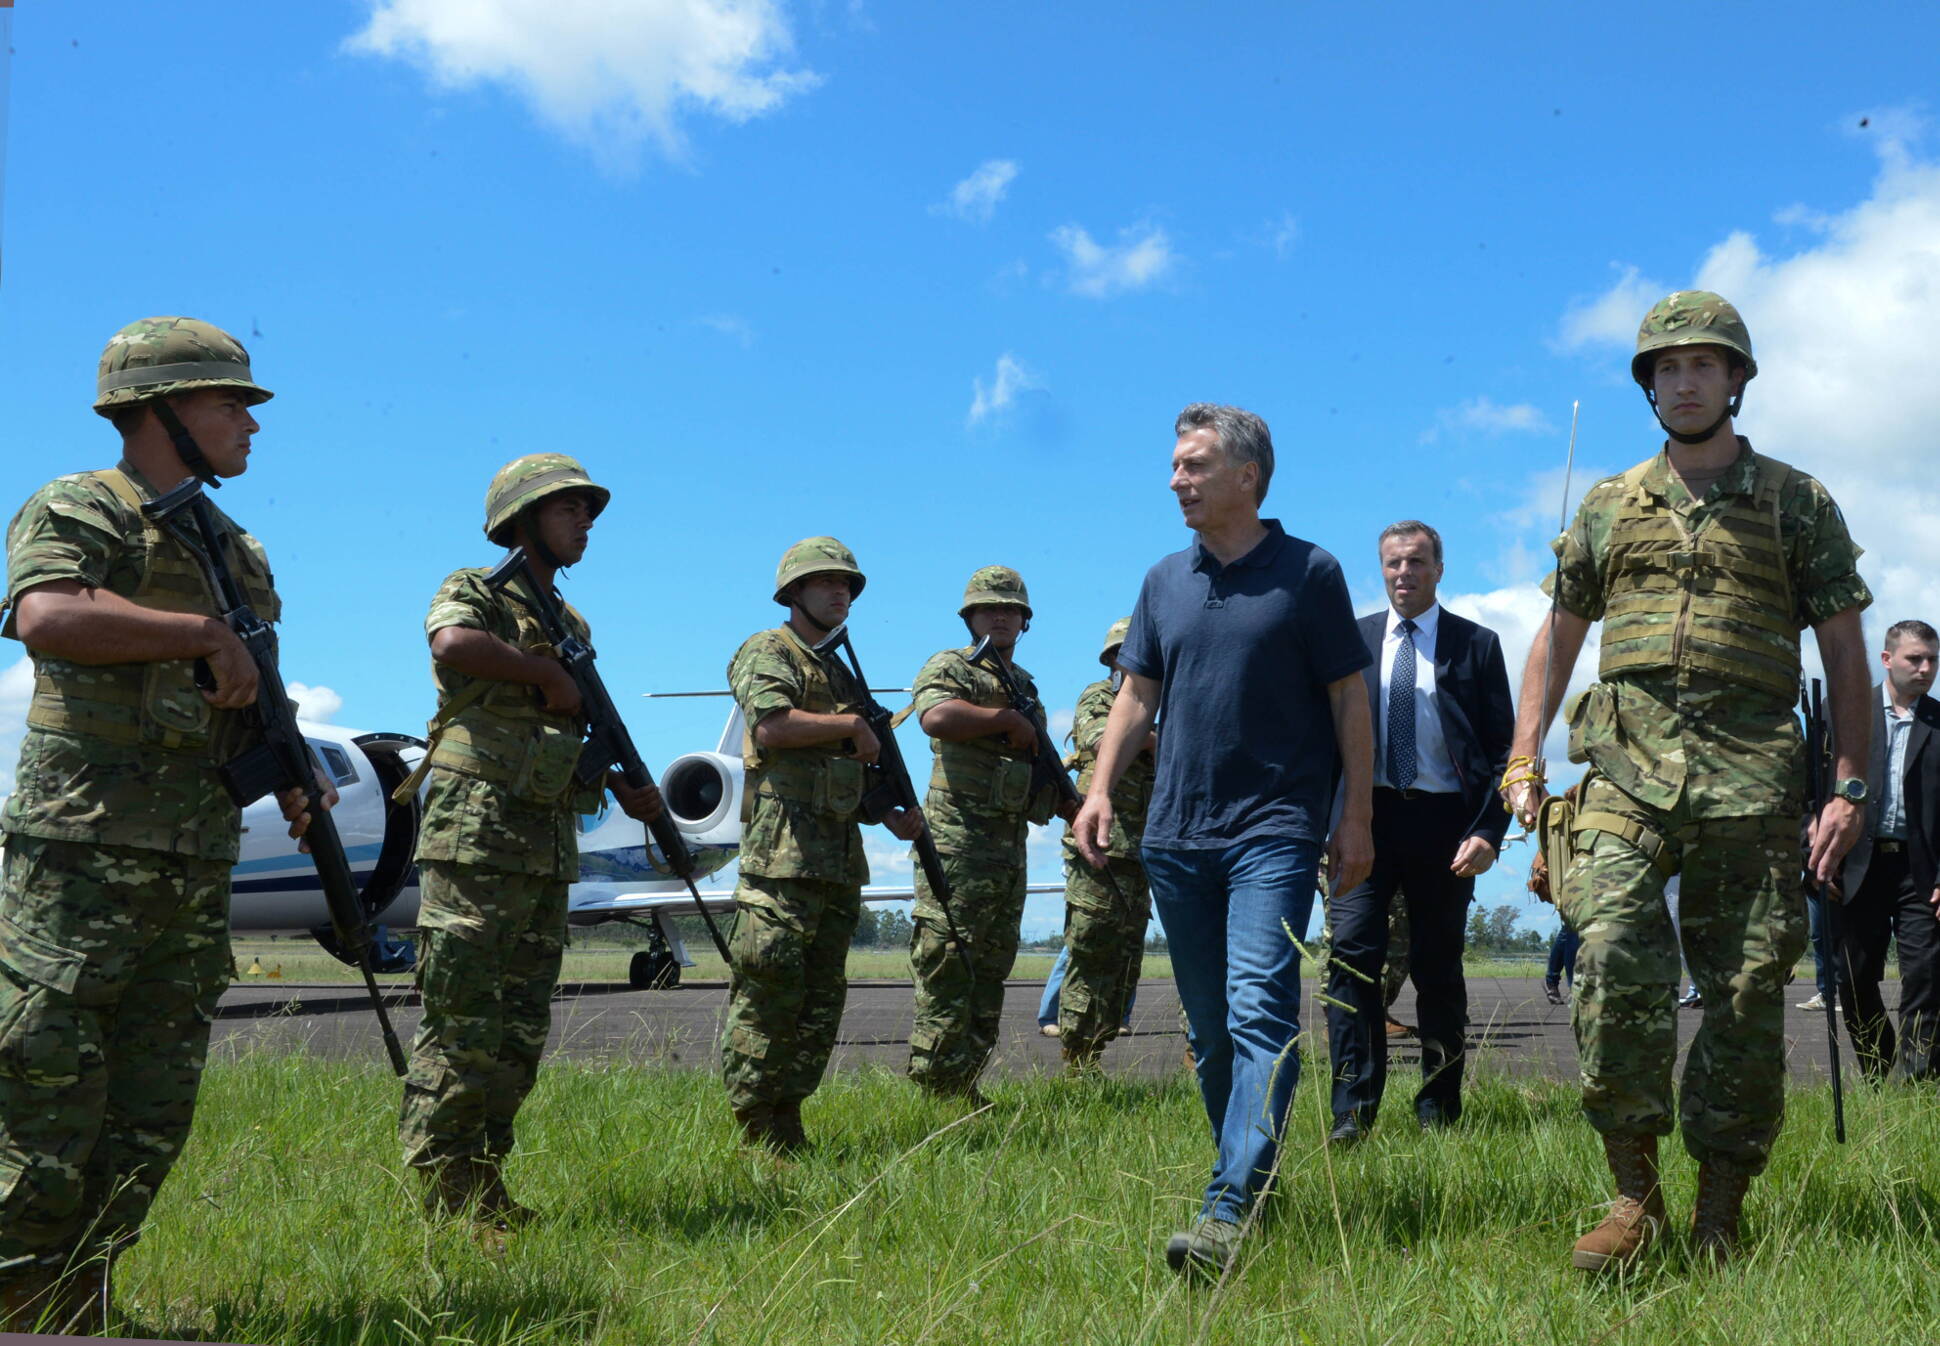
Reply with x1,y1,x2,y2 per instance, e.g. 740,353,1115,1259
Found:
110,1050,1940,1344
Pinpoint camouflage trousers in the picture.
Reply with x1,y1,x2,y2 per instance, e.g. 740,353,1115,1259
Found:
399,861,566,1169
721,874,860,1114
0,836,230,1276
1558,776,1806,1173
1057,852,1150,1060
908,854,1026,1095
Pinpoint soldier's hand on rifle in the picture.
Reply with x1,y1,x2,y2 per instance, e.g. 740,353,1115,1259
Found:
1054,795,1080,823
845,715,883,765
536,662,583,715
1073,793,1113,869
884,804,926,842
999,708,1038,755
198,621,259,710
610,776,664,824
276,768,340,854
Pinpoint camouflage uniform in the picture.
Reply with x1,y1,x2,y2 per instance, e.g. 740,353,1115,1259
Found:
721,621,870,1130
1550,444,1869,1172
1057,668,1154,1063
903,645,1056,1094
0,319,274,1289
398,456,609,1177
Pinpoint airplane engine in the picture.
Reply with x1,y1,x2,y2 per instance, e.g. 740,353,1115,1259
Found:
660,750,743,848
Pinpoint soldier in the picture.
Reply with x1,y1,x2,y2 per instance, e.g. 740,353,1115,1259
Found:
0,318,317,1330
902,566,1071,1101
1056,617,1155,1071
397,454,661,1240
1503,291,1873,1270
721,538,926,1152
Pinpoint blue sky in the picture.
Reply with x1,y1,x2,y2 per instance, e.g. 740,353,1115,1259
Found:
5,2,1940,937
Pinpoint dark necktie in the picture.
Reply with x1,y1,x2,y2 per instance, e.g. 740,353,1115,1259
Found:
1388,618,1418,790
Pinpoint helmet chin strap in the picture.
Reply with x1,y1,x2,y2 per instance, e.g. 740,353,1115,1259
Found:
518,507,569,572
148,399,221,488
1644,384,1745,447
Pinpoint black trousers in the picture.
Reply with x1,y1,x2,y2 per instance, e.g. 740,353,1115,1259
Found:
1324,789,1474,1123
1835,846,1940,1079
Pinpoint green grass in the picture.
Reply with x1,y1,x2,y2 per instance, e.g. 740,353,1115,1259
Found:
116,1047,1940,1344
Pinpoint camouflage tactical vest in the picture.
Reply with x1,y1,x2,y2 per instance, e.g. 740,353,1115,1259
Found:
1596,451,1800,703
921,650,1053,824
24,468,276,760
424,584,598,809
739,629,868,820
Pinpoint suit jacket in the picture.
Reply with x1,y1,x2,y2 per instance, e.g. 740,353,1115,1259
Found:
1841,689,1940,898
1360,607,1515,850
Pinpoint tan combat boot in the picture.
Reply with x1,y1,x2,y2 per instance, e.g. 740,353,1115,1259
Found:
477,1158,542,1227
1691,1161,1752,1266
1061,1043,1102,1076
421,1158,510,1254
768,1102,807,1155
1571,1133,1666,1272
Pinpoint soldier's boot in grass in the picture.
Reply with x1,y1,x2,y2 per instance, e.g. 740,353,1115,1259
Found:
1061,1043,1103,1076
1571,1133,1666,1272
1164,1217,1243,1280
421,1158,513,1254
0,1271,57,1332
734,1103,777,1150
477,1158,542,1227
1691,1161,1752,1267
769,1102,808,1155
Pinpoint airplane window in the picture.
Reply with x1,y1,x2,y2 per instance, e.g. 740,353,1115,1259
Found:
307,740,360,787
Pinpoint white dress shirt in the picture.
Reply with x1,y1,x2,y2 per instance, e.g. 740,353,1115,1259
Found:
1375,602,1461,794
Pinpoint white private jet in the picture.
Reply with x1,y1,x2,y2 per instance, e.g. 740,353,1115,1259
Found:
230,700,1064,989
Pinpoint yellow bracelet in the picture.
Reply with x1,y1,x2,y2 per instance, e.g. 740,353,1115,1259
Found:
1499,757,1545,796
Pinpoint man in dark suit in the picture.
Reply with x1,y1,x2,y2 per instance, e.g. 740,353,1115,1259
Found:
1835,618,1940,1080
1326,520,1514,1140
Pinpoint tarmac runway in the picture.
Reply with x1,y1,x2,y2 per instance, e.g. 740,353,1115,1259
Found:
213,975,1866,1084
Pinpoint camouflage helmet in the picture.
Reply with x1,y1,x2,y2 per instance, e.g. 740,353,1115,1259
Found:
93,316,274,417
1099,616,1132,666
772,536,867,606
958,565,1032,618
1631,290,1757,388
484,453,610,545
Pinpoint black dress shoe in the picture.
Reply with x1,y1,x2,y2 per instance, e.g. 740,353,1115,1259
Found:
1416,1102,1458,1132
1328,1114,1368,1147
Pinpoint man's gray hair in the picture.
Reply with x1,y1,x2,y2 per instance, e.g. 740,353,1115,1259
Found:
1175,403,1273,505
1379,519,1444,565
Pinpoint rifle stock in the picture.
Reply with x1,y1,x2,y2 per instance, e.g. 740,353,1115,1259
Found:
145,482,408,1076
484,548,732,962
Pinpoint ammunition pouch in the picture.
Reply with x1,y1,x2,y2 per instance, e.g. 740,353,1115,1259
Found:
750,753,865,820
931,747,1035,818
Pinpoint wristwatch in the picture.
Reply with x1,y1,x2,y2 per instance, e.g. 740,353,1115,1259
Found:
1831,778,1869,805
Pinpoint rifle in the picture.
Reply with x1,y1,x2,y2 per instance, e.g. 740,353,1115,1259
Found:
819,625,977,982
966,635,1133,907
483,548,732,963
1801,675,1846,1143
144,480,408,1076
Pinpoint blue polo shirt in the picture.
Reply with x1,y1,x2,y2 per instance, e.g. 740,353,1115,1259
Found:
1118,519,1369,849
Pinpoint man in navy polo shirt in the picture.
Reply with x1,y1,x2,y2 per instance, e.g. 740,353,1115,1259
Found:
1073,402,1373,1277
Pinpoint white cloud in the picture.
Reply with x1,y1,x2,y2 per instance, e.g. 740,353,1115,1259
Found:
345,0,819,162
698,313,754,347
934,159,1017,224
0,657,32,799
1422,397,1556,444
1557,263,1665,351
287,682,344,724
967,352,1040,426
1268,211,1299,259
1049,222,1175,298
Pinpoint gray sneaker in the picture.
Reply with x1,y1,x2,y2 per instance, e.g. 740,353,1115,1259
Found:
1165,1217,1243,1278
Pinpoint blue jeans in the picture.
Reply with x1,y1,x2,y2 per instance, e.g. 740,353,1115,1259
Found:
1146,836,1319,1223
1037,945,1071,1026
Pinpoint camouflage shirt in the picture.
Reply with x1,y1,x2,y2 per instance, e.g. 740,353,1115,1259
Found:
727,625,869,884
413,568,587,880
1,462,278,862
904,646,1047,860
1547,442,1870,817
1065,674,1155,860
